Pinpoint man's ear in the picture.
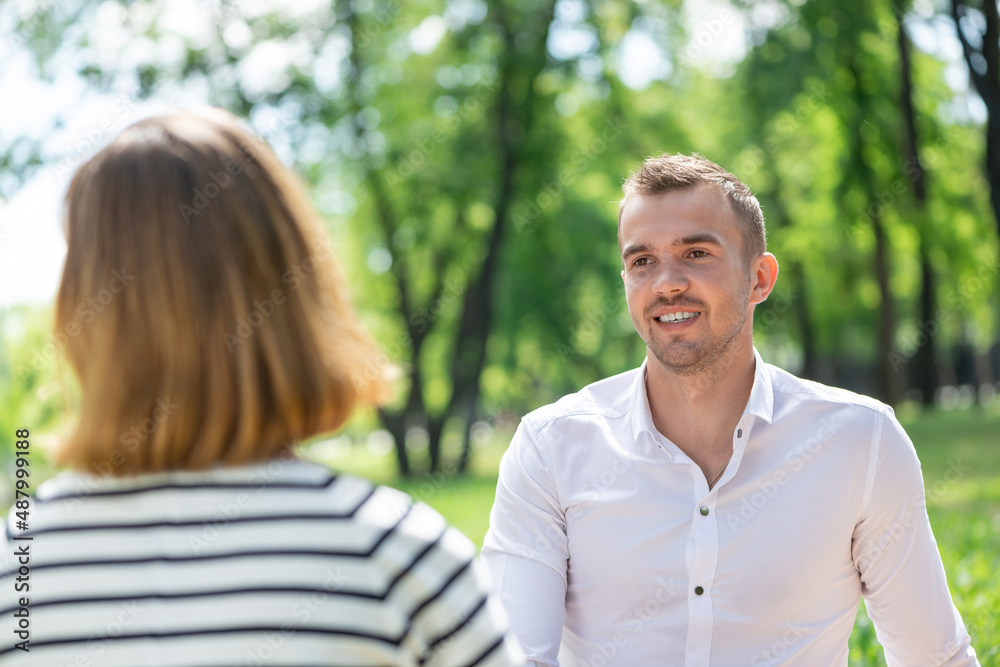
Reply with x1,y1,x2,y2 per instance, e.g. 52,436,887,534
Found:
749,253,779,306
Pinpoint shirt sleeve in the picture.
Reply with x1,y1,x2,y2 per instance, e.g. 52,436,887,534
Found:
852,408,980,667
481,420,568,667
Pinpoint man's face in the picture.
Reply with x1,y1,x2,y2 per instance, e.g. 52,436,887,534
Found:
620,185,762,376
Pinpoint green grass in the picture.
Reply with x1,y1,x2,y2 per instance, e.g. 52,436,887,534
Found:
894,405,1000,666
312,403,1000,665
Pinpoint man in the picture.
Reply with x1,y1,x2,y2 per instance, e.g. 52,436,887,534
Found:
481,154,979,666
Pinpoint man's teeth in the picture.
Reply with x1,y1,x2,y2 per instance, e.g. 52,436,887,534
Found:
657,311,698,323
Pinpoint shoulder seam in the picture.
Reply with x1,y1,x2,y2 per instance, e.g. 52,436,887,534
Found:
858,409,885,539
771,386,891,416
525,405,630,430
516,419,565,516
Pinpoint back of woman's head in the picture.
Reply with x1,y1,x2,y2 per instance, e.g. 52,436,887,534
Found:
56,108,389,475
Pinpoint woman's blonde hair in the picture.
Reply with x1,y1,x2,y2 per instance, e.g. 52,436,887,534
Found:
55,108,389,476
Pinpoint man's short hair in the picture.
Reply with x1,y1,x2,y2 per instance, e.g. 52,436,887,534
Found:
618,153,766,264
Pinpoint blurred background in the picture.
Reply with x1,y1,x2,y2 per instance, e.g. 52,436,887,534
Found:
1,0,999,660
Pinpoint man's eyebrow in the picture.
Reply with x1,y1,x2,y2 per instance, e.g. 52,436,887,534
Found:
621,234,723,259
621,243,653,260
673,233,723,248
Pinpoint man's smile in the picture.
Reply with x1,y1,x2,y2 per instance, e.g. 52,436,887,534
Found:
656,311,700,323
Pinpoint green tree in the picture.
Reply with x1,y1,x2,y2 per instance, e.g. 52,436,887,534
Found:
1,0,996,484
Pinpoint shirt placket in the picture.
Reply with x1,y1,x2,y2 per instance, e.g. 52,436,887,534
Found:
684,417,752,667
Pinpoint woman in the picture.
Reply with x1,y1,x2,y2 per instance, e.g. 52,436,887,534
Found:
1,108,521,667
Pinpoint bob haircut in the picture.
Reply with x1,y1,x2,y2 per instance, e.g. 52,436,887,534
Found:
55,108,389,476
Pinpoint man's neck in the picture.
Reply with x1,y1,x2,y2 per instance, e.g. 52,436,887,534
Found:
644,342,756,465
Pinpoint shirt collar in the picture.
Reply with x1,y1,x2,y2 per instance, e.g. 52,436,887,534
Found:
746,347,774,424
629,347,775,444
629,357,656,443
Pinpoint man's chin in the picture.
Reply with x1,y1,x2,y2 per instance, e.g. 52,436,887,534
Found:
647,344,705,376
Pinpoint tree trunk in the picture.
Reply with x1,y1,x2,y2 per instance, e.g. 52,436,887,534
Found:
952,0,1000,238
758,193,817,380
871,216,900,404
344,4,416,475
788,261,818,380
846,53,900,404
738,42,819,382
913,246,939,405
344,2,484,475
377,407,411,477
439,0,558,474
897,3,940,406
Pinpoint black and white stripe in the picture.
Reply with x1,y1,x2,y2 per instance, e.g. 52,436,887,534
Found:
1,458,520,666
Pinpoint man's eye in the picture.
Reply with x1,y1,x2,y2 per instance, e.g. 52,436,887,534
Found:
689,250,709,259
633,257,650,267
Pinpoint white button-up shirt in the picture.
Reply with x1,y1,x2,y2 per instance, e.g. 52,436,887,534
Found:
482,351,979,666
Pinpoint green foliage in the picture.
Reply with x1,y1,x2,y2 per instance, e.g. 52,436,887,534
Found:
2,0,998,462
0,307,66,442
2,0,997,659
0,306,68,505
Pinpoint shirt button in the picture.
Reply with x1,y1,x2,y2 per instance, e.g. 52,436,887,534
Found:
694,586,704,595
699,506,709,516
737,428,743,438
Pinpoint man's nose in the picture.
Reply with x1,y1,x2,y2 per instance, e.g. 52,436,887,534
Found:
651,259,689,294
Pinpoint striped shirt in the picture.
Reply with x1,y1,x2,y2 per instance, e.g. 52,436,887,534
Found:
1,455,522,666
